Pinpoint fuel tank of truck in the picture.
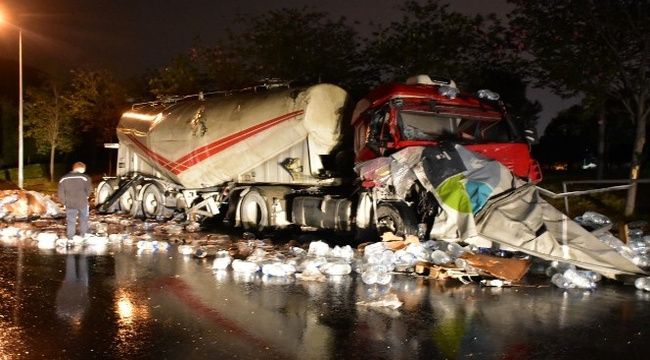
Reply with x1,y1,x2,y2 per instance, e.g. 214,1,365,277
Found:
116,84,347,188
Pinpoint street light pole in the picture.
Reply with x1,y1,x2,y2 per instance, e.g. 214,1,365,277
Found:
18,28,23,189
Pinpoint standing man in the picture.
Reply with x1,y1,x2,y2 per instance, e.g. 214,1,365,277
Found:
58,162,92,239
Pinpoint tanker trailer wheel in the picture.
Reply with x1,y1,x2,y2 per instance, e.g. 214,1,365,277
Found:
119,186,136,214
140,183,164,219
239,188,269,231
375,202,418,237
95,181,114,207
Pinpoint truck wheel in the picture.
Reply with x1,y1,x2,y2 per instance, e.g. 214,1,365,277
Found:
119,187,136,213
376,202,418,237
141,183,164,218
95,181,114,207
239,188,269,231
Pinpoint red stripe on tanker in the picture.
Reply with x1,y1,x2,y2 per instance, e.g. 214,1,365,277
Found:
171,110,304,173
125,110,304,175
125,133,188,173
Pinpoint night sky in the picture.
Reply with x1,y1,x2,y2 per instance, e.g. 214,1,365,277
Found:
0,0,576,132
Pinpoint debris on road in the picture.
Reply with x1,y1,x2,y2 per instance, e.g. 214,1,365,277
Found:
0,190,62,220
458,253,531,283
2,207,643,296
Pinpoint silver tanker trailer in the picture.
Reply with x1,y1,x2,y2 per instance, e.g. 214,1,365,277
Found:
97,76,540,236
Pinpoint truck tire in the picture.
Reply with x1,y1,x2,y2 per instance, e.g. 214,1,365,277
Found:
239,188,269,231
119,187,136,214
140,183,164,218
95,181,114,207
376,202,418,237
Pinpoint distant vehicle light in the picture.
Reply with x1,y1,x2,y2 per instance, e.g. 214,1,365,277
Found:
551,162,568,171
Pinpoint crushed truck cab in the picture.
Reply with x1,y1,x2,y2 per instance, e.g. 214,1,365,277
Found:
352,75,541,182
97,75,541,238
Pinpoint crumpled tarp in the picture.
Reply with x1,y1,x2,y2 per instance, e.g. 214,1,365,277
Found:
356,144,644,278
0,190,62,220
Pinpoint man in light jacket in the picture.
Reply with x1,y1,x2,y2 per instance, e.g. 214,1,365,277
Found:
58,162,92,239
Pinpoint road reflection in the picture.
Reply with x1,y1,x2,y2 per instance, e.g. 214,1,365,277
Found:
0,239,648,359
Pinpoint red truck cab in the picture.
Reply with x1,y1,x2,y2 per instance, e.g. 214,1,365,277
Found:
352,76,542,182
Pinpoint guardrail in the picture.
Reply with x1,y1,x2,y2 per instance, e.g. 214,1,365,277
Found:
536,179,650,214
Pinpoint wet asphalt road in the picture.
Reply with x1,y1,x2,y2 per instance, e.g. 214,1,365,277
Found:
1,227,650,360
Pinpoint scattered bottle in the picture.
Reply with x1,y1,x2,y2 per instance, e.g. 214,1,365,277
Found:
232,259,260,273
262,262,296,277
212,250,232,271
551,273,574,289
431,250,452,265
319,262,352,276
308,241,331,257
178,244,194,255
634,277,650,291
563,269,596,289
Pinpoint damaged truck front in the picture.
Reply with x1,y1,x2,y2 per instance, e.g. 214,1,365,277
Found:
96,75,541,238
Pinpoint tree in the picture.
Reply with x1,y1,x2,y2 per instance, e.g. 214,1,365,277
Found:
535,106,598,166
148,8,363,96
365,0,540,128
148,51,206,97
24,82,76,182
509,0,650,216
67,68,127,145
367,1,509,82
224,8,361,89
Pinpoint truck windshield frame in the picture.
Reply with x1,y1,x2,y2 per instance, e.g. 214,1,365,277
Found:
397,110,513,143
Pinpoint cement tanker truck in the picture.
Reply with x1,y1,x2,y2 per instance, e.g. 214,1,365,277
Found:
96,75,541,236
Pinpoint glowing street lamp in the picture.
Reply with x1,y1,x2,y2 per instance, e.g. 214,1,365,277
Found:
0,9,24,189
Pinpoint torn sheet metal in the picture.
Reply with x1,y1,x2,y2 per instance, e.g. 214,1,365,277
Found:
475,184,644,278
356,144,644,279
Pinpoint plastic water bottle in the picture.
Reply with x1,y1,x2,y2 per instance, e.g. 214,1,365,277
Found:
364,242,386,257
319,262,352,276
578,211,612,228
551,273,574,289
365,251,383,265
376,272,392,285
261,262,296,277
628,228,644,239
178,244,194,255
212,250,232,271
582,271,602,283
405,243,427,260
394,250,417,267
232,259,260,273
634,277,650,291
380,250,396,271
331,245,354,260
361,264,390,285
361,270,378,285
431,250,452,265
446,242,465,258
545,261,576,277
308,241,331,257
563,269,596,289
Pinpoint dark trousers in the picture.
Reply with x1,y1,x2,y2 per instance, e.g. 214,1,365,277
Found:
66,207,89,239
